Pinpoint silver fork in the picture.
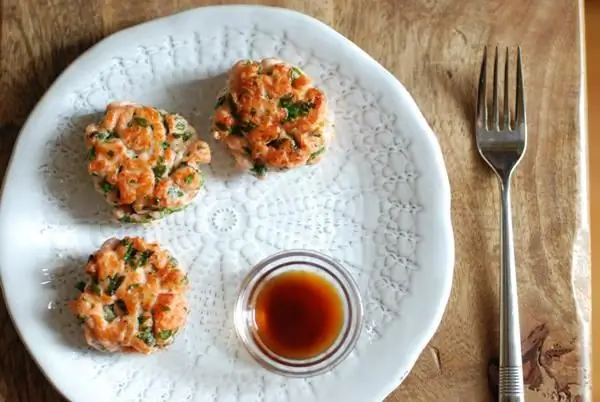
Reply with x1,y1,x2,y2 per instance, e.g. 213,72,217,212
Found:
476,46,527,402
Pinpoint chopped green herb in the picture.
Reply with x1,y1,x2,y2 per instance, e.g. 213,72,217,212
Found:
184,173,195,184
95,131,118,141
139,250,153,266
280,95,294,109
240,121,258,133
291,66,303,80
103,304,116,323
288,103,313,120
279,96,314,121
123,242,135,263
169,256,179,266
174,120,186,131
182,132,193,141
100,180,115,193
133,117,150,127
161,142,170,149
158,207,179,217
157,329,175,341
75,281,86,292
115,299,128,314
160,305,171,312
215,95,226,109
215,122,228,131
137,327,155,346
309,147,326,161
168,187,184,198
180,275,189,285
118,215,133,223
251,162,267,177
138,314,147,326
90,282,102,295
153,163,167,178
106,275,125,296
87,147,96,160
128,283,141,291
76,315,87,325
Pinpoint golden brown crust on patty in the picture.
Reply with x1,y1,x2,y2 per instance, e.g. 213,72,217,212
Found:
69,237,189,354
86,102,211,222
212,59,333,177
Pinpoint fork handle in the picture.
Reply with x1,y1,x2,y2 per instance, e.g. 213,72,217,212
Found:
498,179,525,402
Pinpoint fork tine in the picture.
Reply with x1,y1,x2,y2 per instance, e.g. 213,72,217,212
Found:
492,47,499,129
476,47,488,129
503,48,510,130
515,46,526,127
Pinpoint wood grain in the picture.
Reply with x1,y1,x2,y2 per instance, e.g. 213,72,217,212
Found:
586,0,600,399
0,0,589,401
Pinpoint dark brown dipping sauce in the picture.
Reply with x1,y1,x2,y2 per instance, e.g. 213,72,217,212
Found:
253,270,344,360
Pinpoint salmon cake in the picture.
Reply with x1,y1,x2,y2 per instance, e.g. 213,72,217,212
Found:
69,237,189,354
212,58,333,178
86,101,211,223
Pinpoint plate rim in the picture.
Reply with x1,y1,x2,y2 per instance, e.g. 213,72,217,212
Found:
0,5,455,402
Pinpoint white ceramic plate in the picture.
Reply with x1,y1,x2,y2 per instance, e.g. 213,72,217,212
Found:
0,5,454,402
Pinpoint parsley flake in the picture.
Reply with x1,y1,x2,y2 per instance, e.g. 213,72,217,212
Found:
309,147,326,161
153,163,167,178
105,275,125,296
95,131,118,141
103,304,116,323
174,121,186,131
137,327,155,346
157,329,175,341
133,117,150,127
90,282,102,295
100,180,115,193
250,162,267,177
139,250,153,266
75,281,86,292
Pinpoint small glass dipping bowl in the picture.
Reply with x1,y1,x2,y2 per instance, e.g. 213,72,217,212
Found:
234,249,364,377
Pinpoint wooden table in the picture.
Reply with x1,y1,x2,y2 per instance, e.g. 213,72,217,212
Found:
588,0,600,397
0,0,589,401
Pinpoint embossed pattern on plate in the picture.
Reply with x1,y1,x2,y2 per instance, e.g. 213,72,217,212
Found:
0,6,454,402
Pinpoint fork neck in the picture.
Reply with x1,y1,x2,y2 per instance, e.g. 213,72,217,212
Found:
497,173,513,192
